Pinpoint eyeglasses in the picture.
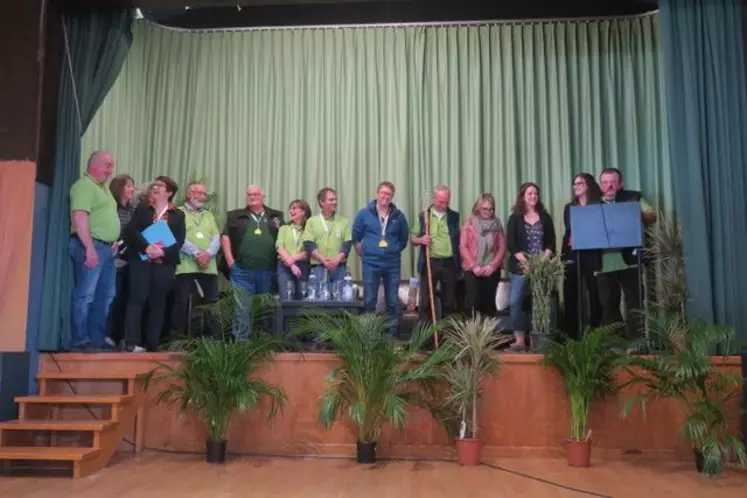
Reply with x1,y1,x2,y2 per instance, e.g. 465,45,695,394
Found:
573,182,587,187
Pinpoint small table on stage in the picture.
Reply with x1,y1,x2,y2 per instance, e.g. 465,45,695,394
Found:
274,300,367,335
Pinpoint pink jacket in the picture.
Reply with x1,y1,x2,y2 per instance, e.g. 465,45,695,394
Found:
459,219,506,272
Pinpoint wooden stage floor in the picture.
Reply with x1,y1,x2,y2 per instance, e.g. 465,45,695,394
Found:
1,453,746,497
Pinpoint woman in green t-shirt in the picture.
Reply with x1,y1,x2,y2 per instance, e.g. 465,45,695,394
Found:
276,199,312,300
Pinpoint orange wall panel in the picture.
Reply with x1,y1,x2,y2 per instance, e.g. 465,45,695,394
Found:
0,160,35,351
38,352,743,461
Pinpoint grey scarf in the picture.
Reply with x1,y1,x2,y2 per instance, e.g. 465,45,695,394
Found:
473,217,500,265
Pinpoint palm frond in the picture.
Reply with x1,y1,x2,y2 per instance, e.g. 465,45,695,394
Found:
146,335,287,441
522,255,566,334
301,312,452,444
543,325,622,440
438,313,512,438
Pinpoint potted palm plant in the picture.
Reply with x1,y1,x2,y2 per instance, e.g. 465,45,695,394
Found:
147,289,287,463
621,316,747,475
300,311,453,463
542,325,622,467
522,254,566,352
622,213,747,474
442,313,513,465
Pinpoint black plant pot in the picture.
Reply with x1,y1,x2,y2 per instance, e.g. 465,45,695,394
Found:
206,439,227,464
694,449,704,473
356,440,377,464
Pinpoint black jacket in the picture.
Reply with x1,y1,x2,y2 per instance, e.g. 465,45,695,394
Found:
506,211,556,275
220,205,284,276
126,203,186,266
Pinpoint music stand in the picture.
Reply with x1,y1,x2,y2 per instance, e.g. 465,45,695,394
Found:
569,202,644,336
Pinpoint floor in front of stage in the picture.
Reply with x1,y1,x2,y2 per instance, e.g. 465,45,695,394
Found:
1,453,746,497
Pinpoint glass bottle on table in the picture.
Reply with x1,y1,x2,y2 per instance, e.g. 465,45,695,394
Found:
308,273,317,301
342,272,354,301
285,280,295,301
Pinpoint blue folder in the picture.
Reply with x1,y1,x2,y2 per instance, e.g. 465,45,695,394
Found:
570,201,643,251
140,220,177,261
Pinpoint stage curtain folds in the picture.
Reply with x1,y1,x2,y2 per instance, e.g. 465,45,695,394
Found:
82,15,670,294
37,11,134,351
659,0,747,341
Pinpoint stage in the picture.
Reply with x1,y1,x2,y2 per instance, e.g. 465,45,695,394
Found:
38,352,742,462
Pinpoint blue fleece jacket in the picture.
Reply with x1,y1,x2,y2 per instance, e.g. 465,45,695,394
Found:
352,200,409,269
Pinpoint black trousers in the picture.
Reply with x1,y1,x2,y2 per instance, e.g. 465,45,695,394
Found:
463,270,500,317
107,267,129,344
562,261,601,339
170,273,219,338
419,258,457,322
125,259,176,350
596,268,642,341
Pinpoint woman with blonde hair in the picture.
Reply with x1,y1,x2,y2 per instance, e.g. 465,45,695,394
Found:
459,193,506,316
276,198,312,300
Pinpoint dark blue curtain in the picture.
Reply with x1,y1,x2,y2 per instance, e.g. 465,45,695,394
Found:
37,11,134,351
659,0,747,340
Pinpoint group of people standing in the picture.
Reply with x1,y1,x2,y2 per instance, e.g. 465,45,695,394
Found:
67,150,655,353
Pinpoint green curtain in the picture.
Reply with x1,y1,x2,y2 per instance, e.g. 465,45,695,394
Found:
659,0,747,340
83,15,671,280
37,11,134,351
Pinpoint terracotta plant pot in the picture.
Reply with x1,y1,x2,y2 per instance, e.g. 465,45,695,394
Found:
456,438,482,466
565,438,591,467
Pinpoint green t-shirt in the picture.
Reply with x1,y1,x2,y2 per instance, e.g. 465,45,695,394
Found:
237,214,275,270
69,174,120,243
276,224,305,258
176,206,220,276
411,211,453,258
302,214,352,265
598,197,654,274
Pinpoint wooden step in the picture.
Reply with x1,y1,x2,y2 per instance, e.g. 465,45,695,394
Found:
15,394,134,405
38,371,148,381
0,420,117,431
0,446,99,462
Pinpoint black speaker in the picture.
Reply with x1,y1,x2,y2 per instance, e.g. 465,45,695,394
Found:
0,352,30,421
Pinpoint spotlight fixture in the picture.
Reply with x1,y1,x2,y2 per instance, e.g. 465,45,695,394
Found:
237,5,242,12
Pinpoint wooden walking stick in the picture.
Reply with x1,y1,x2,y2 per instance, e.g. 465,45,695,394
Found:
422,190,439,347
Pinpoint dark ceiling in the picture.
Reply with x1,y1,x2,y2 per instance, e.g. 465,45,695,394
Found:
56,0,660,29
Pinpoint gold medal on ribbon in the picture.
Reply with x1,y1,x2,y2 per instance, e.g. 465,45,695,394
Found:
378,240,388,248
254,228,262,235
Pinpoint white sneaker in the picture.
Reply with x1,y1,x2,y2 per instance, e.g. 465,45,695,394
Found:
127,345,147,353
105,337,116,348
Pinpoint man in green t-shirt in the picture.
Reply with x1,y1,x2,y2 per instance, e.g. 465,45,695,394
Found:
171,182,221,337
302,187,352,284
69,151,120,351
596,168,657,343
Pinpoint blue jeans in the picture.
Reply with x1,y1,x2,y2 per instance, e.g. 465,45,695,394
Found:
508,273,530,335
69,237,117,348
230,265,272,339
277,261,310,300
311,264,347,283
362,264,400,336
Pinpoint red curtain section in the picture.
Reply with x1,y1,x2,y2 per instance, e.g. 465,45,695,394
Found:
0,160,35,351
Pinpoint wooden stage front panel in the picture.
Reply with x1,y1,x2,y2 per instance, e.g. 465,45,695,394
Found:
38,352,743,461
